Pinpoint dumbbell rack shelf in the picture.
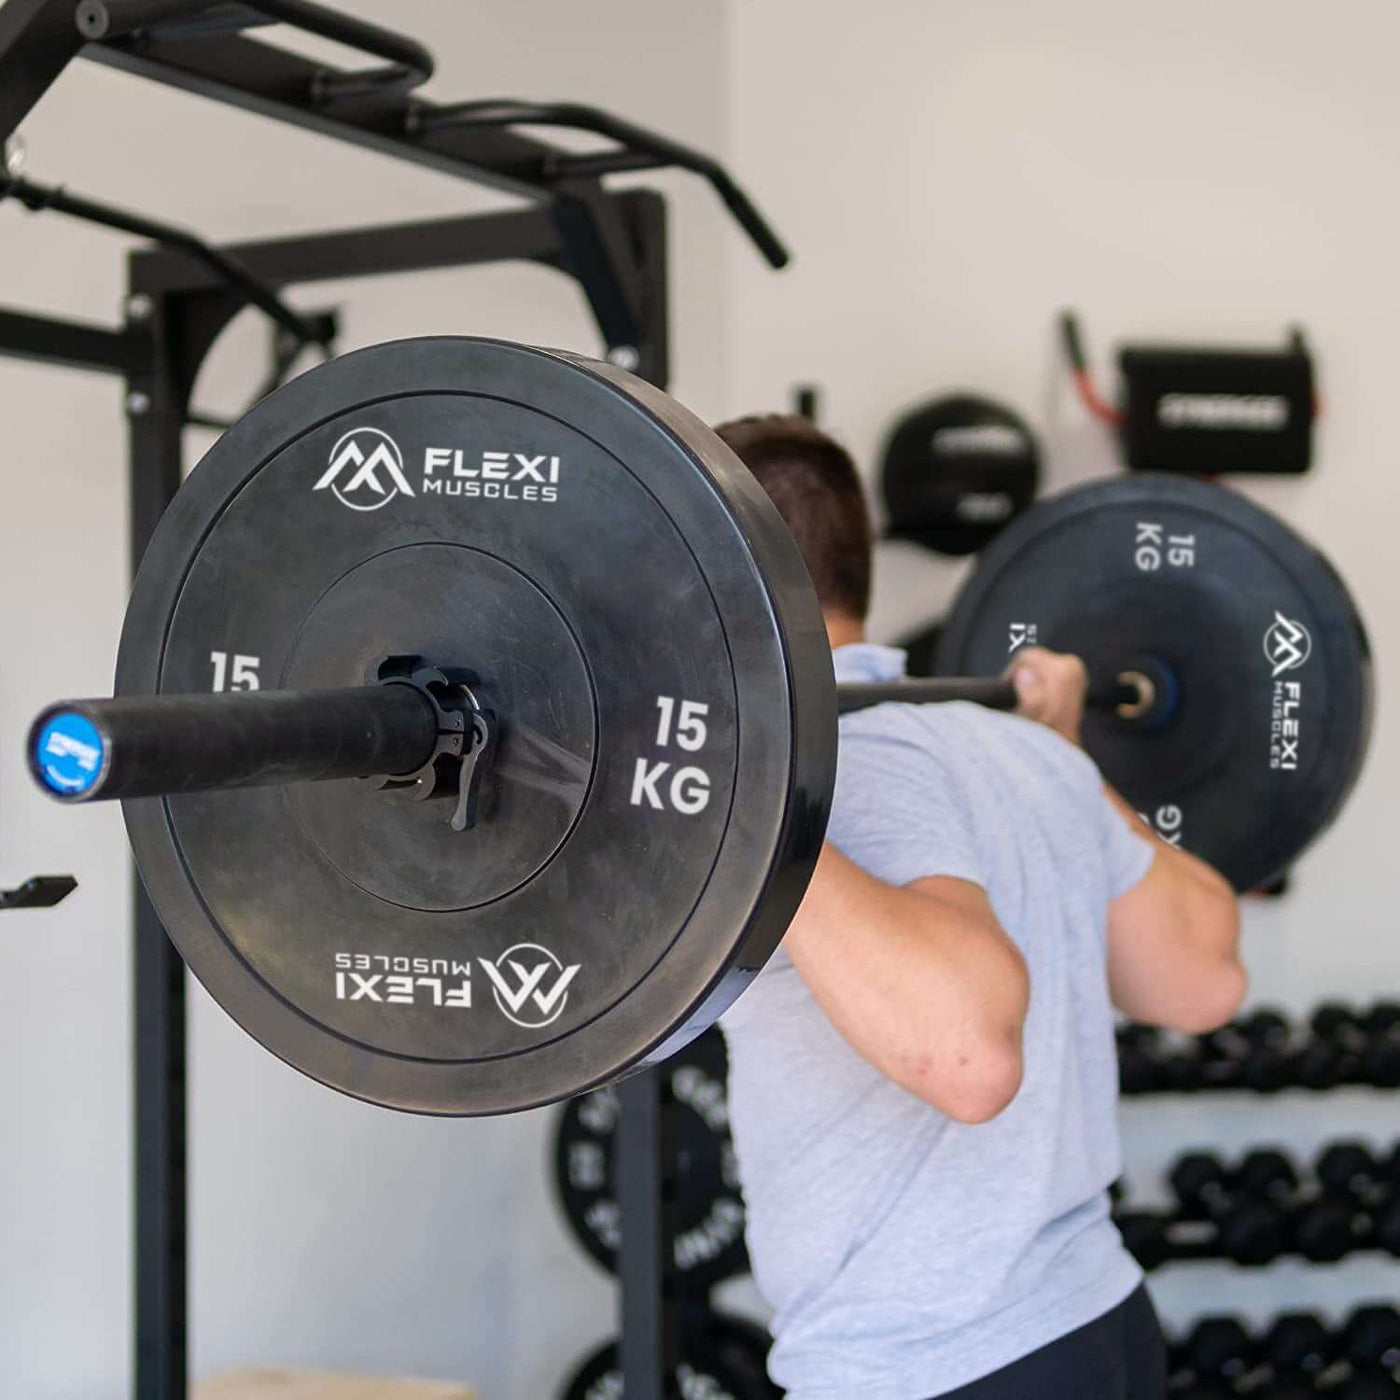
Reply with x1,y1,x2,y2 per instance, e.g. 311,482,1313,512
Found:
1119,1011,1400,1382
1118,1004,1400,1096
1169,1307,1400,1399
1118,1134,1400,1392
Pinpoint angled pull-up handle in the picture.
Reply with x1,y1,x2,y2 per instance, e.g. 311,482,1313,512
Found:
412,99,791,270
75,0,434,103
0,170,328,348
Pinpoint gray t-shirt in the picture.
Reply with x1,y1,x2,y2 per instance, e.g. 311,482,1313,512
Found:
722,644,1156,1400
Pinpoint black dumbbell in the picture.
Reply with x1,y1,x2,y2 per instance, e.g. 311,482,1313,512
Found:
1288,1192,1363,1263
1226,1007,1348,1092
1341,1305,1400,1372
1263,1310,1333,1379
1160,1036,1209,1092
1117,1024,1167,1094
1115,1208,1173,1271
1371,1146,1400,1254
1235,1007,1296,1092
1117,1023,1205,1093
1359,1002,1400,1088
1195,1021,1255,1091
1312,1002,1367,1084
1176,1316,1257,1387
1316,1001,1400,1088
1170,1152,1284,1266
1363,1002,1400,1035
1235,1147,1301,1206
1317,1141,1388,1205
1372,1188,1400,1257
1314,1000,1360,1036
1230,1143,1358,1261
1293,1029,1344,1090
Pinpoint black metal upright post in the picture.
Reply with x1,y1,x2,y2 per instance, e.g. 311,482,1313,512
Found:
617,1071,676,1400
124,278,190,1400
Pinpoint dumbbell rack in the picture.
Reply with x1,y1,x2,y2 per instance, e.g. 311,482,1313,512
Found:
1118,1006,1400,1395
0,7,796,1395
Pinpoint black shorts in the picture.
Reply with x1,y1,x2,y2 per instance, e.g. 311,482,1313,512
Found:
930,1286,1166,1400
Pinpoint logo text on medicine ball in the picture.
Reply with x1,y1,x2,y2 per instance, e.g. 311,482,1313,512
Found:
1158,394,1289,431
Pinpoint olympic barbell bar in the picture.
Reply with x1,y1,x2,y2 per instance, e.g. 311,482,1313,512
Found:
29,670,1154,805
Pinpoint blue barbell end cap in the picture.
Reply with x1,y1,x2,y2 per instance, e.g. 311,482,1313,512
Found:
32,711,106,797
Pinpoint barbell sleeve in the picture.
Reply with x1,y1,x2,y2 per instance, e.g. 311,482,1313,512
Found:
28,685,440,803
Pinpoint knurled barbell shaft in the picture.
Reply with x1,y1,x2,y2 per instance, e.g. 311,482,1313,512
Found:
836,672,1148,716
28,684,440,803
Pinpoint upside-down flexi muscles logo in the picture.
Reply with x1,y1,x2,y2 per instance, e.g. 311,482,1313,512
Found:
332,942,582,1027
314,427,415,510
479,943,582,1029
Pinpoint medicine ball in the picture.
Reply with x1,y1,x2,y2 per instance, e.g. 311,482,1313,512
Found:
880,394,1040,555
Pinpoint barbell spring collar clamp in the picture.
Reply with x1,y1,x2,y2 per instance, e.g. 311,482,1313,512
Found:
360,655,497,832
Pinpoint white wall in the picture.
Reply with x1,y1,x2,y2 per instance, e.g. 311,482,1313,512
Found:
725,0,1399,1330
0,5,732,1397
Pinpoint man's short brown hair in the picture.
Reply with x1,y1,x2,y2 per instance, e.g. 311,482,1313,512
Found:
715,414,873,620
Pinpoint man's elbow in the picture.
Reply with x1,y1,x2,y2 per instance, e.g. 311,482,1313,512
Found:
1165,957,1249,1035
914,1036,1024,1124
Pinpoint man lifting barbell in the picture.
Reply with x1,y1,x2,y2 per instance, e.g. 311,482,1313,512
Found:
716,414,1244,1400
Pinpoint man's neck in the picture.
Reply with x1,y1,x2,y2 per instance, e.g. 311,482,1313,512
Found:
825,614,865,650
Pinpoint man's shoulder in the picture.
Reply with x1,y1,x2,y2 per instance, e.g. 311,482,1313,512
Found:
837,699,1100,791
838,697,1049,756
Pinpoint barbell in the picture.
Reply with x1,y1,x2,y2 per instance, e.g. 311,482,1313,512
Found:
25,338,1372,1116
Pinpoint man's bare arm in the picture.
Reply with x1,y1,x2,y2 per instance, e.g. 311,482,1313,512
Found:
783,844,1029,1124
1010,645,1246,1035
1103,785,1246,1034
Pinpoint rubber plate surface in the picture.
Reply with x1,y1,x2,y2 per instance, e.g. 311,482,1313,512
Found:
939,475,1371,892
117,338,835,1114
